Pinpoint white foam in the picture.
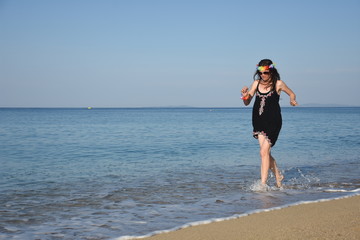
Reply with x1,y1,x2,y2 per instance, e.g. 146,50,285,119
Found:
324,188,360,193
114,192,360,240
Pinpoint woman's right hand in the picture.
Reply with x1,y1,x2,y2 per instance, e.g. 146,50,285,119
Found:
241,86,249,98
241,82,257,105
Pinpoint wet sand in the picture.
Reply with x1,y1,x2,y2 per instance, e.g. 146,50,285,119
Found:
143,195,360,240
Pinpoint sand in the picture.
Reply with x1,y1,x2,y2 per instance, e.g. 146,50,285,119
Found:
142,195,360,240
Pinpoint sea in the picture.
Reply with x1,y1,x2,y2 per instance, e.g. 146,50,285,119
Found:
0,107,359,240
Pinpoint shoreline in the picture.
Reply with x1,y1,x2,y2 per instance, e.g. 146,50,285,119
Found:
118,194,360,240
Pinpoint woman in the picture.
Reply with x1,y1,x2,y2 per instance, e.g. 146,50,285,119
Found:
241,59,297,188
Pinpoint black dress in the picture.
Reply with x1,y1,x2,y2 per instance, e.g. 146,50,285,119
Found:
252,81,282,147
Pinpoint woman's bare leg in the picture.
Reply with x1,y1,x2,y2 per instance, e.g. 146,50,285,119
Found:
258,135,271,185
270,155,283,187
258,135,283,187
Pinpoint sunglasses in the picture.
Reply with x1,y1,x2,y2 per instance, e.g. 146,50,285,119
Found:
259,72,270,75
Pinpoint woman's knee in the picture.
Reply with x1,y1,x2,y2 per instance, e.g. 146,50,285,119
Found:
259,147,270,158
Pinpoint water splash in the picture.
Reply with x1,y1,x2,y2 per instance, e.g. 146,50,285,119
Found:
249,180,275,192
283,167,321,189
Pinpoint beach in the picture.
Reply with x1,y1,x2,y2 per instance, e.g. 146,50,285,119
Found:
142,195,360,240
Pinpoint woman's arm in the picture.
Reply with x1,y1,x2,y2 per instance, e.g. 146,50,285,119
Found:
277,80,298,106
241,80,258,106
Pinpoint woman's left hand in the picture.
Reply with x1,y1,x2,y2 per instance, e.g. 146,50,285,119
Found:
290,99,298,106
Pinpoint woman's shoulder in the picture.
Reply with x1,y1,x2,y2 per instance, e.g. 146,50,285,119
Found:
252,79,260,85
250,79,260,87
276,80,286,88
248,80,260,95
276,79,284,84
275,80,286,93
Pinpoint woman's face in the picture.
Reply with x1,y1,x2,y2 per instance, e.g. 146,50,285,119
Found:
259,71,271,81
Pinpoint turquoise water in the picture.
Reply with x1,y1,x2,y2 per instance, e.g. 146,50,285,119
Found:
0,107,359,239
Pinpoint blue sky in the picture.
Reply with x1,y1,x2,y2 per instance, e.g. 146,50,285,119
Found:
1,0,359,107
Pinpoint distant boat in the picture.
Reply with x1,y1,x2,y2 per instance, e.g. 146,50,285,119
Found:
87,107,92,110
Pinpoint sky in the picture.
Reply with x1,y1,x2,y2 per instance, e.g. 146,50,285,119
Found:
1,0,360,108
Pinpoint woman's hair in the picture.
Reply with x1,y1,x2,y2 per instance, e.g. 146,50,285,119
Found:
253,59,280,90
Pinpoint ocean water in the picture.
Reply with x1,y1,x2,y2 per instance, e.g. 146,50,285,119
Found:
0,107,359,239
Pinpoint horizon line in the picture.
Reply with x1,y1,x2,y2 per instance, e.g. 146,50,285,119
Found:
0,105,359,109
